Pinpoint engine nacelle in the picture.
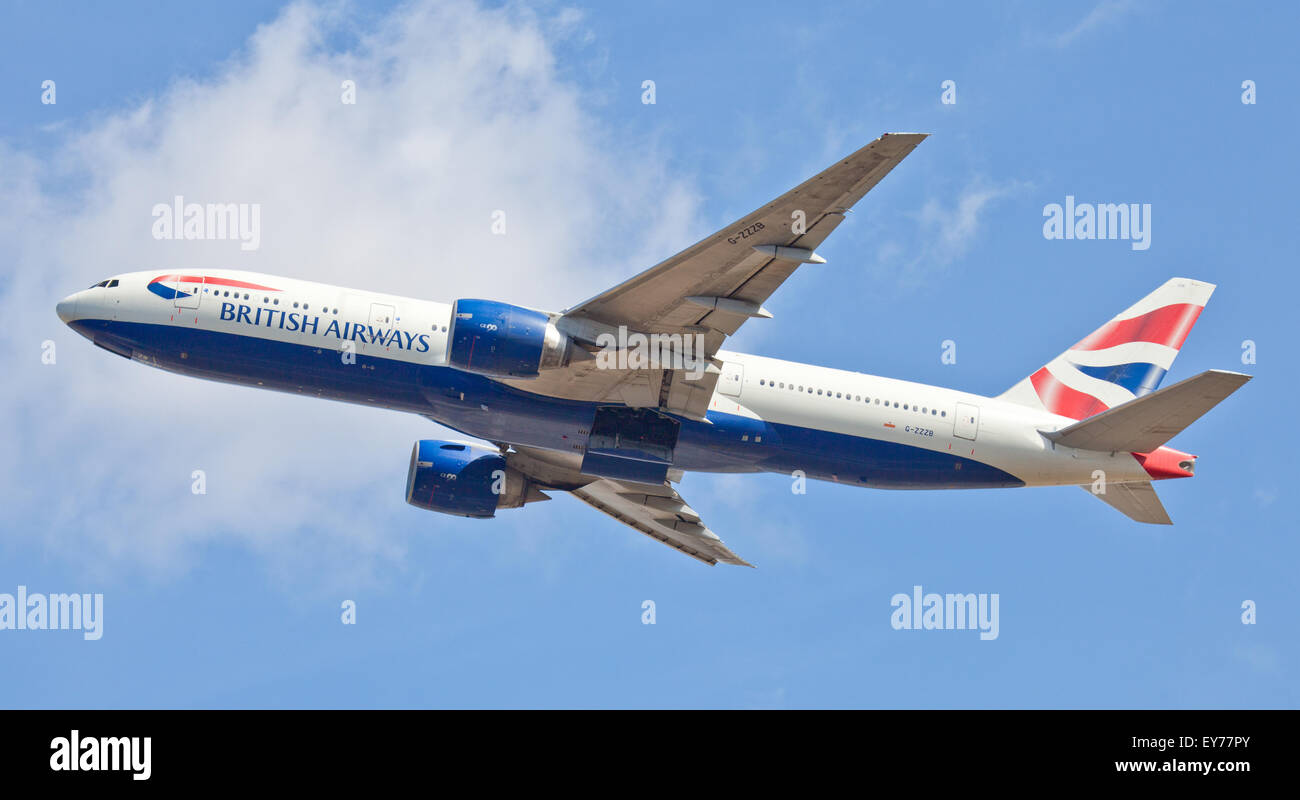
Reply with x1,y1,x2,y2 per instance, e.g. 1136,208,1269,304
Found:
404,440,547,518
447,299,570,378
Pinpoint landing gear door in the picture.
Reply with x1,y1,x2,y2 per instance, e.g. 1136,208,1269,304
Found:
954,402,979,441
174,275,203,309
718,361,743,398
580,406,680,485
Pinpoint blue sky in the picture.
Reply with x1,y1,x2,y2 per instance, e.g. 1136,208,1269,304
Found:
0,0,1295,708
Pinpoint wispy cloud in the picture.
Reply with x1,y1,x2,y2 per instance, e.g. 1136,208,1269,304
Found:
1050,0,1138,48
876,178,1028,288
0,0,698,589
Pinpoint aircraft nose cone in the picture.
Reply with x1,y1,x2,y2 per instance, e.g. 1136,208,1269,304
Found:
56,294,77,324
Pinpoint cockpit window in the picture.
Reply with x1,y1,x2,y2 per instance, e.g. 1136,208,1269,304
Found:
88,279,119,288
107,279,119,287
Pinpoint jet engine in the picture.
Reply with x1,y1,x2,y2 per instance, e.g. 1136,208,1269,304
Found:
404,440,548,518
447,299,571,378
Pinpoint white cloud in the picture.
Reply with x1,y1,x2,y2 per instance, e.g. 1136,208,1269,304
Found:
875,179,1026,288
1051,0,1137,48
0,0,699,589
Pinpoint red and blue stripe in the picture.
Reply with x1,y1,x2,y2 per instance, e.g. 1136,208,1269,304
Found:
1033,303,1202,419
147,274,280,301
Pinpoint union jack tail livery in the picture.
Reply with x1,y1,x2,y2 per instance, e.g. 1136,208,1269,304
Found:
999,277,1215,420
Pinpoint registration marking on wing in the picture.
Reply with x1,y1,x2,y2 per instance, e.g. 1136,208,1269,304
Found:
725,221,766,245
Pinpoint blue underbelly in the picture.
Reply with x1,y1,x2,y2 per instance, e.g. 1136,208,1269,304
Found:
71,319,1023,490
678,413,1022,489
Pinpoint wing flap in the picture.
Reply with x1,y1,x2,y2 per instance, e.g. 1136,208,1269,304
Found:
572,478,754,567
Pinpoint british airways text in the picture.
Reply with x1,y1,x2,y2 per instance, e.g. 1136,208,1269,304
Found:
219,302,431,352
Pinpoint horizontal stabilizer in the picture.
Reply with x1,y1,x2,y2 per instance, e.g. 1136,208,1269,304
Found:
1044,369,1251,452
1080,482,1172,525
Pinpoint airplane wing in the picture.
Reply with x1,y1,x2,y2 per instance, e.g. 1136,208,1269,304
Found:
505,445,752,567
502,132,928,420
572,478,753,567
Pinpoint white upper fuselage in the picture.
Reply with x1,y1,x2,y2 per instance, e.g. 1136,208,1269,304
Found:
58,269,1155,489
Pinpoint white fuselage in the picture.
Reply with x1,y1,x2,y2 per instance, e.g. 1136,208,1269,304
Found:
58,269,1154,490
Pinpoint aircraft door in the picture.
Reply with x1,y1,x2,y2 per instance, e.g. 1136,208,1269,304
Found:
367,303,397,353
954,402,979,440
369,303,395,326
174,275,203,310
719,361,743,398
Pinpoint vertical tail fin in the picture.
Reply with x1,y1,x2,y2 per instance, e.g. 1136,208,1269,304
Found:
999,277,1215,419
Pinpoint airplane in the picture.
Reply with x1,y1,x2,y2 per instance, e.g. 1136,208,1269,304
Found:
56,133,1250,567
